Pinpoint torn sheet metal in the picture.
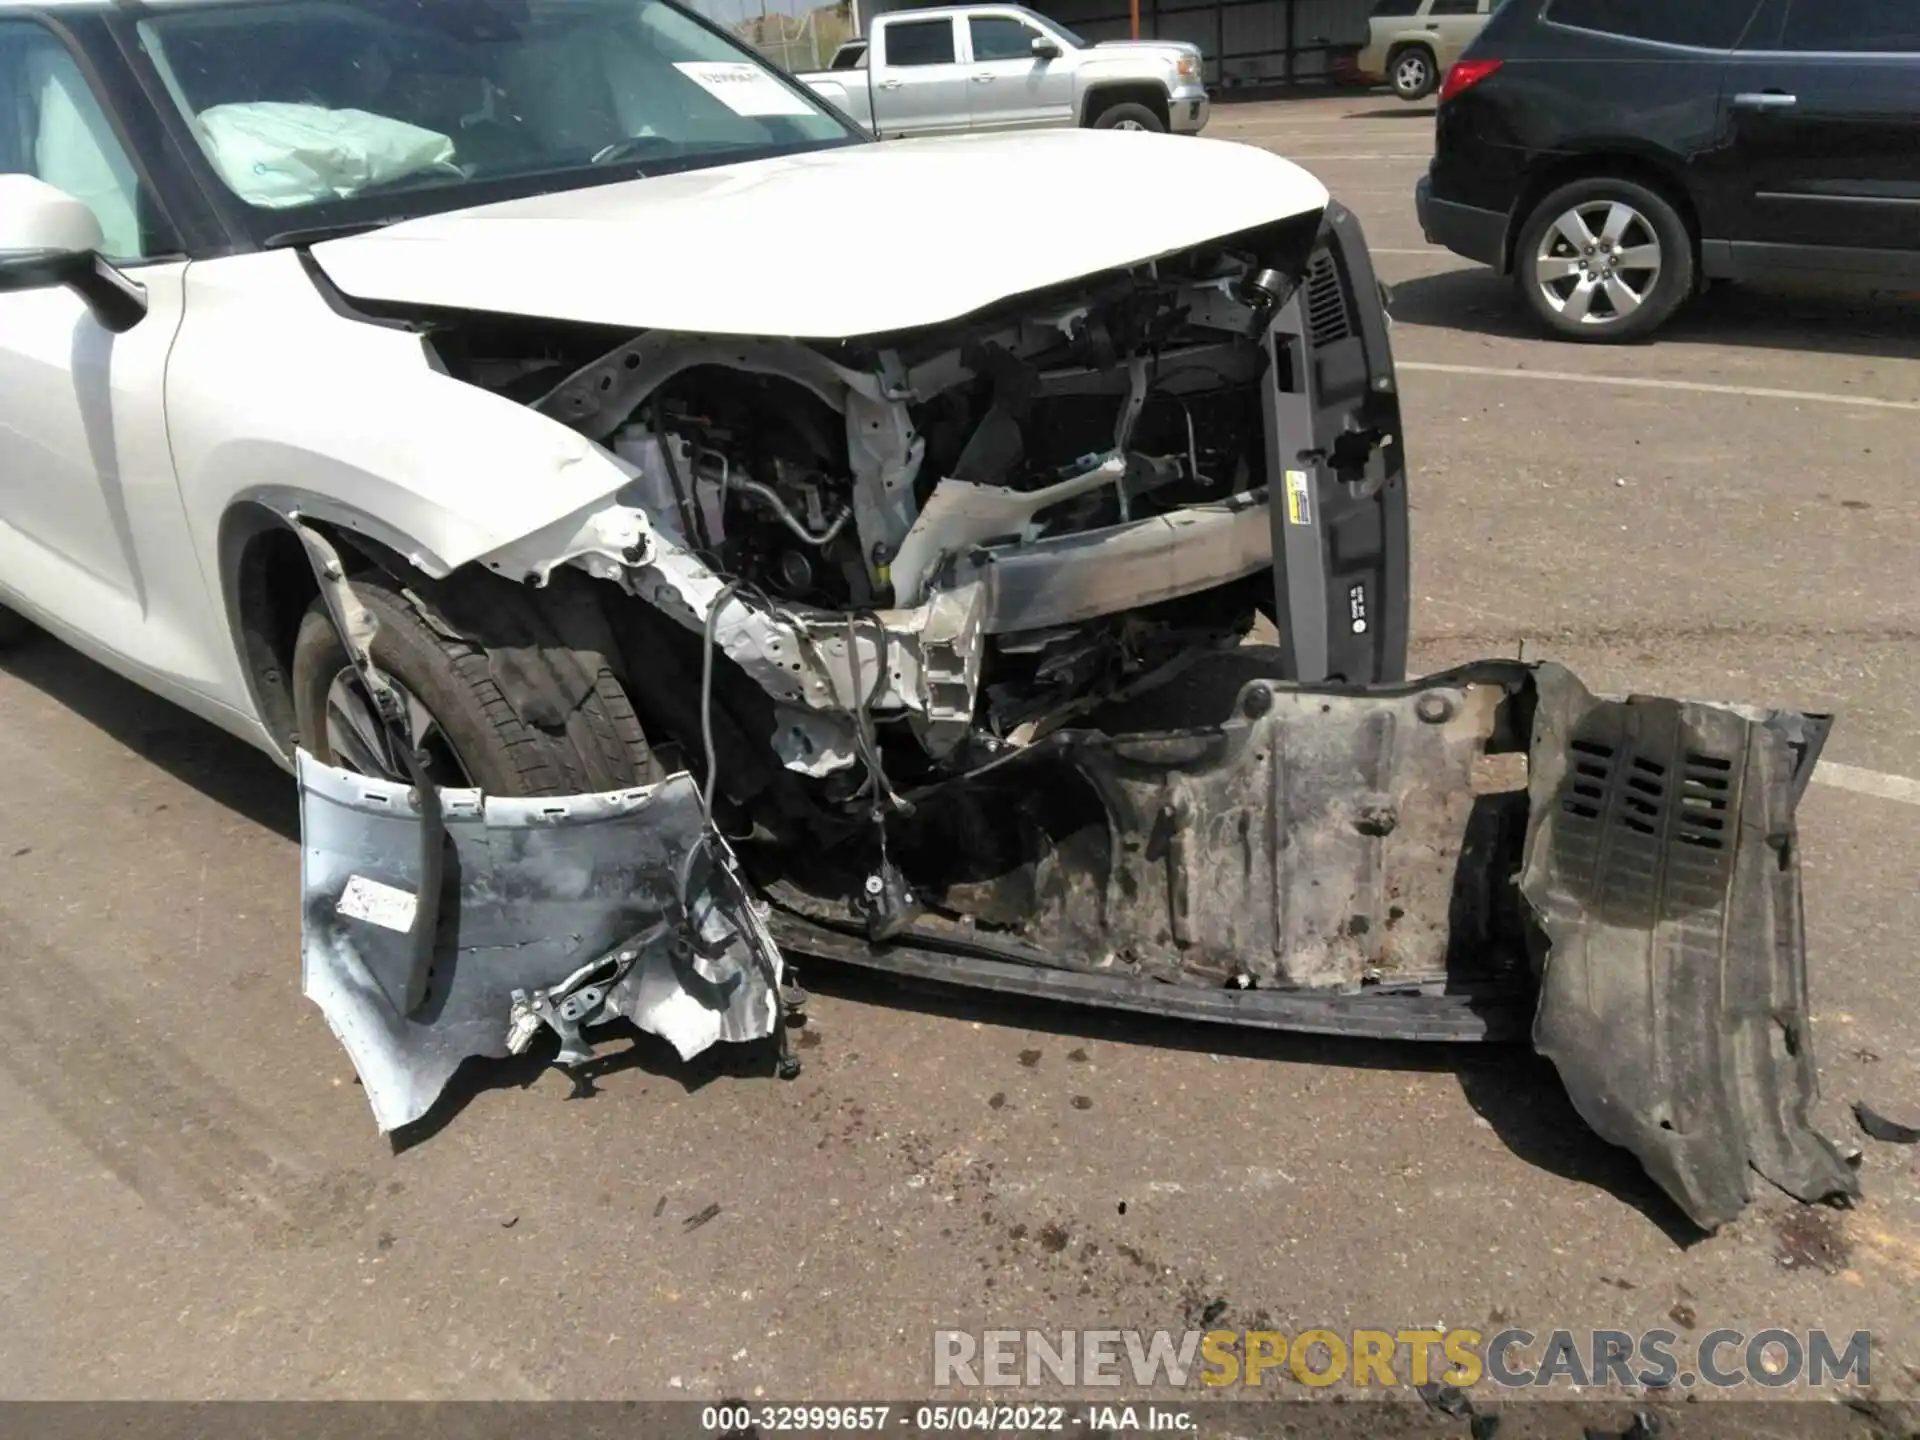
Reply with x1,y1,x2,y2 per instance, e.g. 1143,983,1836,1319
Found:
297,752,780,1131
1520,666,1861,1231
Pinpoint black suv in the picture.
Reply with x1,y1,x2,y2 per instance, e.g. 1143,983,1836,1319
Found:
1415,0,1920,340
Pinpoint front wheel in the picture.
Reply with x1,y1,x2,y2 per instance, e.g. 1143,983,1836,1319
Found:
1514,178,1694,342
1387,45,1435,101
1093,101,1165,133
289,572,662,797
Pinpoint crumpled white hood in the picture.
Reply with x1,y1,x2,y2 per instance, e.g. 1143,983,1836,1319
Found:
309,129,1328,338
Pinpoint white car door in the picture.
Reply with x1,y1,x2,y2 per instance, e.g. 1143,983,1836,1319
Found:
963,13,1076,130
0,20,235,704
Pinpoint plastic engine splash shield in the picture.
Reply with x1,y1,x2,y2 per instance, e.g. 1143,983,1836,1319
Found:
761,659,1860,1230
1521,667,1860,1231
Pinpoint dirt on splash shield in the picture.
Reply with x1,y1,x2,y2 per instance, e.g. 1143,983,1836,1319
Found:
296,753,785,1132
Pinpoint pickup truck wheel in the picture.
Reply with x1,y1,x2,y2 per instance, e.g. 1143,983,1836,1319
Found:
290,574,663,797
1387,44,1436,101
1093,101,1165,133
0,603,36,649
1515,178,1693,342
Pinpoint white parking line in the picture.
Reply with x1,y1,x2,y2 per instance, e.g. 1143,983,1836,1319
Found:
1214,114,1432,125
1420,603,1920,808
1397,361,1920,413
1811,761,1920,807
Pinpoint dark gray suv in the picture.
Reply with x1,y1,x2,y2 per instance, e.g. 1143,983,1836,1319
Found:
1417,0,1920,339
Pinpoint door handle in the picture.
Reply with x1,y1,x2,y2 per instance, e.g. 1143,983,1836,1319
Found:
1424,22,1439,28
879,78,904,89
1732,91,1797,108
973,72,995,81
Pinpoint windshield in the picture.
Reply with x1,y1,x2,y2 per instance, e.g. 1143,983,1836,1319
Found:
136,0,858,227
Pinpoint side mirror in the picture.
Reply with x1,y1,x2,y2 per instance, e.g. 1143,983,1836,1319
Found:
0,175,148,333
1032,36,1062,57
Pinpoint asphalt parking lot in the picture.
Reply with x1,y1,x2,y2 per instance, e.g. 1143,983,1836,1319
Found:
1,95,1917,1412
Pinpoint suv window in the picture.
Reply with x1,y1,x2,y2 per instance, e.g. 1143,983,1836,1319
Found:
1431,0,1480,15
1371,0,1423,15
0,21,160,260
970,16,1039,61
884,18,956,65
1545,0,1759,49
1777,0,1920,51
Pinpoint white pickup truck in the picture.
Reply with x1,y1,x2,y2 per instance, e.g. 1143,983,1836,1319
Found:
798,5,1209,137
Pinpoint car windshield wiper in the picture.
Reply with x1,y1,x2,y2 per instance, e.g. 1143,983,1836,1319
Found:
261,217,402,249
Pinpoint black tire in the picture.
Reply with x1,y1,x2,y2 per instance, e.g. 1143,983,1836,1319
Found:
1514,176,1694,343
1387,44,1436,101
0,604,35,650
290,572,663,798
1092,101,1165,133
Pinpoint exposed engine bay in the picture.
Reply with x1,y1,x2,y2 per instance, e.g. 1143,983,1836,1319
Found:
451,206,1393,794
292,203,1859,1232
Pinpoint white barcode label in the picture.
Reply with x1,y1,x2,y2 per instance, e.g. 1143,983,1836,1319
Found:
337,875,418,933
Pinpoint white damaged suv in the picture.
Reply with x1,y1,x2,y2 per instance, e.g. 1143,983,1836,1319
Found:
0,0,1860,1232
0,0,1381,791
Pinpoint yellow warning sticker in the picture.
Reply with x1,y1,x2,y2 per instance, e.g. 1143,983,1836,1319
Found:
1285,469,1312,526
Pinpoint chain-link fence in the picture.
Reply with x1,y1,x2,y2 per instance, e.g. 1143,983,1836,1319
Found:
690,0,857,73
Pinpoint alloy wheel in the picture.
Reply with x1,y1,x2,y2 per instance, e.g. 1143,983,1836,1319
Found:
1533,200,1663,328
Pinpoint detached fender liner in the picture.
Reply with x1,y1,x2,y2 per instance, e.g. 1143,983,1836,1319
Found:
1521,667,1860,1231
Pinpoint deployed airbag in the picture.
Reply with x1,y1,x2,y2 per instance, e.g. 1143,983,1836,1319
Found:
195,102,455,208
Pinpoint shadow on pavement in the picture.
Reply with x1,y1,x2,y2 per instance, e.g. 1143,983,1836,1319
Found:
1388,266,1920,363
0,632,298,842
1213,85,1384,107
391,1017,795,1151
1453,1050,1709,1249
1343,105,1438,119
796,956,1708,1245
